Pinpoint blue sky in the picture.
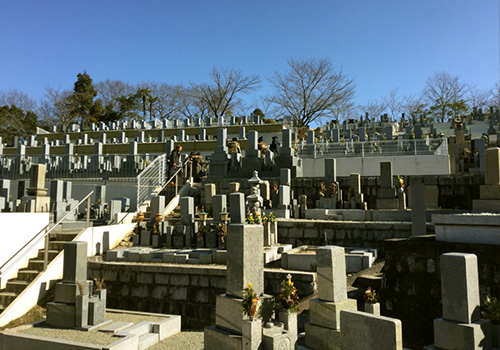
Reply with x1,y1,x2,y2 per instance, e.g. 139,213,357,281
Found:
1,0,498,113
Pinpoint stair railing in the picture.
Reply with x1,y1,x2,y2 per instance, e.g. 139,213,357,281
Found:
0,191,94,289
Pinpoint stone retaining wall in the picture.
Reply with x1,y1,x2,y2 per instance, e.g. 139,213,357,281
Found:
277,220,432,255
380,235,500,349
87,262,316,329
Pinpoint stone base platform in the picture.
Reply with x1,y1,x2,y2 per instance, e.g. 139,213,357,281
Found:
0,309,181,350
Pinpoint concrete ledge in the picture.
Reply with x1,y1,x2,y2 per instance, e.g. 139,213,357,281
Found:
434,318,491,350
1,332,102,350
153,315,181,340
104,334,139,350
304,323,340,350
204,324,242,350
309,298,357,330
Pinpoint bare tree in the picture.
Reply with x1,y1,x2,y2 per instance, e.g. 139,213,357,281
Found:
0,89,38,111
95,79,136,114
466,84,491,111
175,84,210,121
491,82,500,110
269,57,355,127
360,100,386,121
197,67,261,118
381,88,403,120
424,71,467,122
38,86,76,131
401,93,427,119
146,82,179,120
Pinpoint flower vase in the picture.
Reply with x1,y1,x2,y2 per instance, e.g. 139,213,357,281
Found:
218,235,226,249
95,289,107,310
151,235,160,248
364,302,380,315
263,224,271,246
242,317,262,350
279,309,298,346
197,235,205,248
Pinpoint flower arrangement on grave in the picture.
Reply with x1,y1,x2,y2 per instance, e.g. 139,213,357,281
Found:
273,182,279,192
482,296,500,324
133,222,142,235
242,283,260,321
197,225,207,238
279,274,301,313
94,278,105,291
363,287,378,304
330,183,338,197
246,208,261,224
319,182,326,197
397,175,405,193
97,199,102,206
262,212,276,225
214,223,226,242
409,132,415,140
329,137,333,143
151,222,160,235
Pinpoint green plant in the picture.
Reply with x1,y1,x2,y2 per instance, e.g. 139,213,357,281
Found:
363,287,377,304
330,182,338,197
482,296,500,324
242,283,260,321
279,274,300,313
262,212,276,225
319,182,326,197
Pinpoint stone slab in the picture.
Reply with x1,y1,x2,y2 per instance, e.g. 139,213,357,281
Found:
340,310,403,350
152,315,181,340
204,324,242,350
305,323,341,350
115,321,153,336
215,294,244,334
99,321,134,333
434,214,500,245
440,253,481,324
310,298,357,330
434,318,491,350
316,246,347,302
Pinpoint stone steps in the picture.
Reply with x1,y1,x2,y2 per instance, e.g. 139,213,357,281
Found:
16,269,41,282
0,291,19,306
0,227,83,315
5,280,30,294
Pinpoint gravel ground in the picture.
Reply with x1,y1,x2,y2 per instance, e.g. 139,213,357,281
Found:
17,311,194,348
150,330,204,350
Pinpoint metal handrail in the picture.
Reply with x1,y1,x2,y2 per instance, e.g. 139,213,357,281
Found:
156,157,190,195
0,191,94,288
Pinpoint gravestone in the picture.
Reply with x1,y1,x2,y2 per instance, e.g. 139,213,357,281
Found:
46,241,107,329
376,161,399,209
426,253,491,350
472,147,500,212
305,246,357,350
410,178,426,236
21,164,50,213
208,128,230,177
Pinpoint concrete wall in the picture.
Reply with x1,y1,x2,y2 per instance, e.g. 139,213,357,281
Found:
381,235,500,349
0,213,50,288
87,262,316,329
302,154,450,177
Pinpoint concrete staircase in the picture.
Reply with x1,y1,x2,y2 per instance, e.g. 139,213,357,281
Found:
0,227,82,314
